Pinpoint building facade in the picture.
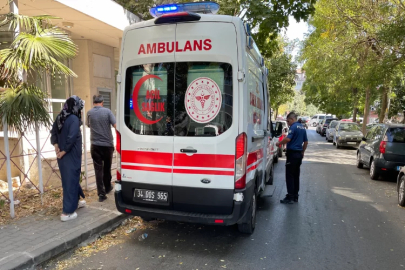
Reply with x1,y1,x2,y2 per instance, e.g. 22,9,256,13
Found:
0,0,139,190
295,68,306,91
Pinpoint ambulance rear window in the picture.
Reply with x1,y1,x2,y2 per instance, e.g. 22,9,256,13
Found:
124,62,233,136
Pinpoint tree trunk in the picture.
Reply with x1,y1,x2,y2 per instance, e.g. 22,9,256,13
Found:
353,107,358,123
275,107,279,120
352,88,358,122
379,87,388,123
362,87,371,135
384,87,391,122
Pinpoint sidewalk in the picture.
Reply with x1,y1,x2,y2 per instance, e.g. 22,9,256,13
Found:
0,196,127,270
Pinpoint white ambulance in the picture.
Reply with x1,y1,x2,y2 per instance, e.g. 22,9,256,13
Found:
114,2,280,234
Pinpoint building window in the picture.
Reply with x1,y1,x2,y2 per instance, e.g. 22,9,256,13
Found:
98,88,112,109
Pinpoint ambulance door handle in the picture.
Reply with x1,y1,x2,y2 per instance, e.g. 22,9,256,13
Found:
180,148,197,153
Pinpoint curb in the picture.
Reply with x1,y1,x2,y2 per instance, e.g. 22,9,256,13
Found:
0,212,128,270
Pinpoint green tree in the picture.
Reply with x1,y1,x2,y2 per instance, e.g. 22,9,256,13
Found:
266,48,296,119
300,0,405,133
0,14,78,133
114,0,316,58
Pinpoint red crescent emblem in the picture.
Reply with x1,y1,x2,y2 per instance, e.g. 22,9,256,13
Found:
132,74,163,125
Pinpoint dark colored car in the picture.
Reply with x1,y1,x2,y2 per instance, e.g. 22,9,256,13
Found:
320,118,339,136
357,124,405,180
397,166,405,206
333,122,364,148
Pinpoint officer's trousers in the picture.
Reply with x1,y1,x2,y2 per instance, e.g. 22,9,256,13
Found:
285,150,303,198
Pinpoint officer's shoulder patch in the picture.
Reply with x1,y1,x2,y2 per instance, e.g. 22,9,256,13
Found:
288,130,292,134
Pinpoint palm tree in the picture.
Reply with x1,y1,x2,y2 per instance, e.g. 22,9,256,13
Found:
0,13,78,133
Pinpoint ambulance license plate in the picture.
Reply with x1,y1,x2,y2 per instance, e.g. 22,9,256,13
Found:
134,189,168,203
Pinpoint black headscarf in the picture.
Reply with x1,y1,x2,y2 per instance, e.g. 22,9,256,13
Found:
56,95,84,132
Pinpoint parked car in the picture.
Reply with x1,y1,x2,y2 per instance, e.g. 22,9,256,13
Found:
397,166,405,206
316,119,325,134
333,122,363,149
357,124,405,180
310,114,326,127
274,121,288,157
326,120,339,142
366,123,378,131
321,118,339,136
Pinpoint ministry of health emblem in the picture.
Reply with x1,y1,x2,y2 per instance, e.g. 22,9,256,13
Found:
185,77,222,123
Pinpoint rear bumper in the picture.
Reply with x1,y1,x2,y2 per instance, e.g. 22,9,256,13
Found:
337,140,360,148
374,158,405,174
115,191,246,225
114,181,254,226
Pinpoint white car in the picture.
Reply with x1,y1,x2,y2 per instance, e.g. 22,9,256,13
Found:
325,120,339,142
309,114,326,127
114,2,281,234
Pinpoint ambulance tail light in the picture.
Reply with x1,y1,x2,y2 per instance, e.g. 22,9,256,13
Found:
235,133,247,189
116,130,121,182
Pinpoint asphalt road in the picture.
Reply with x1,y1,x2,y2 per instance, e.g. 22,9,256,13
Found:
47,127,405,270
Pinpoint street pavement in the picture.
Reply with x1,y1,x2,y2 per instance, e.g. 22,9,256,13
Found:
46,127,405,270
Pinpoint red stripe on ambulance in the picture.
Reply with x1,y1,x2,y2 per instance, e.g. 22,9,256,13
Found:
121,165,172,173
174,153,234,169
121,151,173,166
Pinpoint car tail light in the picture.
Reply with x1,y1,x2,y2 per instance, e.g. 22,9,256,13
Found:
235,133,247,189
116,130,122,182
379,137,387,154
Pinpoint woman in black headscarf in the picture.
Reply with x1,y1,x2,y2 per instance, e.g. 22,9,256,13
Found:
50,95,86,221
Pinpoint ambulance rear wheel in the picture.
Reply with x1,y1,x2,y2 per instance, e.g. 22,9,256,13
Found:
238,190,257,234
278,147,283,157
267,164,274,185
274,154,279,164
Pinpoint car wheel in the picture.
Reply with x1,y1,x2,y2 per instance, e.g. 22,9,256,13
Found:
370,159,379,180
274,153,279,163
278,147,283,157
356,152,364,169
238,190,257,234
333,140,336,146
267,163,274,185
398,175,405,207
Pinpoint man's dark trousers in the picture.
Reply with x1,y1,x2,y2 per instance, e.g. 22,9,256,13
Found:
91,145,114,197
285,150,303,199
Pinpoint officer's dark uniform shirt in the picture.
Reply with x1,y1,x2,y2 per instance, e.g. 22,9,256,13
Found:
286,121,308,151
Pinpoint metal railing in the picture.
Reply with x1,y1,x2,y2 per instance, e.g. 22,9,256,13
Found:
1,99,91,218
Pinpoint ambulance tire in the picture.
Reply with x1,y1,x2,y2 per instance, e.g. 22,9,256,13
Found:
238,188,257,234
274,154,279,163
267,164,274,185
278,147,283,157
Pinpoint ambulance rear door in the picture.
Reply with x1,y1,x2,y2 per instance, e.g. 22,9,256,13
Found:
172,21,239,215
120,25,175,207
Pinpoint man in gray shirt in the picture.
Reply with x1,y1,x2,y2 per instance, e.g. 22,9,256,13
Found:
87,95,116,202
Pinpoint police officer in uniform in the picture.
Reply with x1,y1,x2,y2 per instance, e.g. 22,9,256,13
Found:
276,112,308,204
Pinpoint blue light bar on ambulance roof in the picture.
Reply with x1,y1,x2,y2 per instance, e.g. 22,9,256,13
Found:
150,1,220,18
